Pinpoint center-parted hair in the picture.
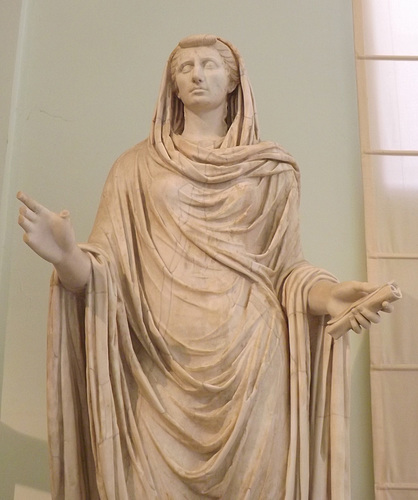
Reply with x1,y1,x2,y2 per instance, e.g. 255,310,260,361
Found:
169,34,240,94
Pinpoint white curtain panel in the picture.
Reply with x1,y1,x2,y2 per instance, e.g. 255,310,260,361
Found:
352,1,418,498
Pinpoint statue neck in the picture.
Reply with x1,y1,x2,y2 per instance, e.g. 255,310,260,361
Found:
181,106,227,144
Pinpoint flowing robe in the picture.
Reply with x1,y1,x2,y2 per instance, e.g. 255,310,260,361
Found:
47,38,350,499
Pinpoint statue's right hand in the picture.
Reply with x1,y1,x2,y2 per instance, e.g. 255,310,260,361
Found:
17,191,77,265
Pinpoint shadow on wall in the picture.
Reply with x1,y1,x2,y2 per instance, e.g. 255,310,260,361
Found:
0,422,50,499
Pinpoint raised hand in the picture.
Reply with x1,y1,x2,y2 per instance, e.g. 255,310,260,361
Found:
17,191,91,291
17,191,77,265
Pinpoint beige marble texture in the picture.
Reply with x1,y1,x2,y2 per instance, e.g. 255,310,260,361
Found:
17,35,396,499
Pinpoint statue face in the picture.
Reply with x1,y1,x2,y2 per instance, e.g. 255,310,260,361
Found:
174,46,231,114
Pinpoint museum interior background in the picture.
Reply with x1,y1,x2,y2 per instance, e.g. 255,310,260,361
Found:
1,1,416,499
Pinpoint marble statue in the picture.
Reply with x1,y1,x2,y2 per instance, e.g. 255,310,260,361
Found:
17,34,398,499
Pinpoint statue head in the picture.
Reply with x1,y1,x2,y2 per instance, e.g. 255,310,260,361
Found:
166,35,241,135
169,35,240,96
152,34,259,145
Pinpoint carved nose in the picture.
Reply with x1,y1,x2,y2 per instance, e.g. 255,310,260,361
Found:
192,67,204,83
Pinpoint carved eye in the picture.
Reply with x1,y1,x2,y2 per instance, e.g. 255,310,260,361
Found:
204,60,217,69
179,63,193,74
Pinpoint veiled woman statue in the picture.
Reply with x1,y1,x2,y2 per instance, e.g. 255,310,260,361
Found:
17,35,394,499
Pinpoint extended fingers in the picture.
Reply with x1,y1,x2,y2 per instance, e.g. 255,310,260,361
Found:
17,202,40,233
18,209,32,232
16,191,43,214
17,193,49,239
18,204,37,222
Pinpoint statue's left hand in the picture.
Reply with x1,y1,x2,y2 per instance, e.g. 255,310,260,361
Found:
308,280,395,335
326,281,394,334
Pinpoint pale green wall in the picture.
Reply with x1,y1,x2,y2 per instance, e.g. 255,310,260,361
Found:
0,1,373,498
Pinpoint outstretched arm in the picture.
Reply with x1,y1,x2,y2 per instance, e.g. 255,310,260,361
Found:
308,279,394,334
17,191,91,292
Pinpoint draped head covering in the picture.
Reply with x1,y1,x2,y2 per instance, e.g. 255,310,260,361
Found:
151,34,259,148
